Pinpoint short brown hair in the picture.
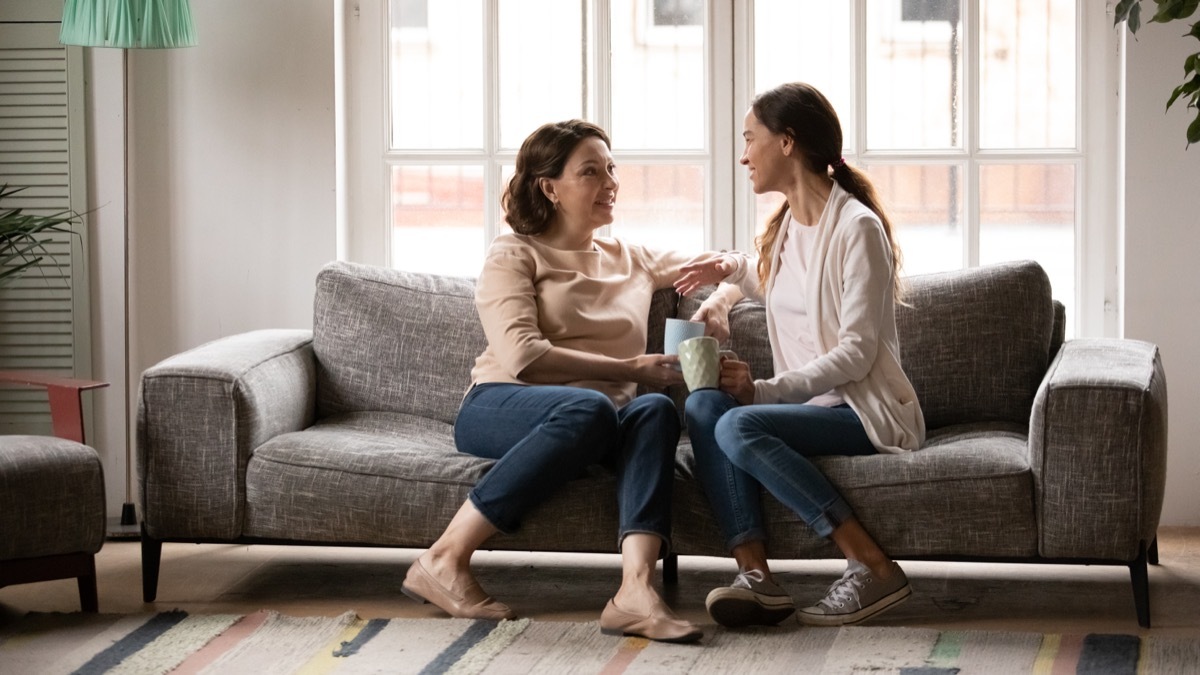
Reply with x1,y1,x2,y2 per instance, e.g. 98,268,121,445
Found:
502,120,611,235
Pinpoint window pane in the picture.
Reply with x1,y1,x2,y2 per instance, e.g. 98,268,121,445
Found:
498,0,585,149
389,0,483,149
978,164,1075,325
866,0,963,150
866,164,964,276
609,0,706,150
980,0,1076,148
753,0,852,150
391,165,485,276
608,164,705,253
753,192,786,243
654,0,703,25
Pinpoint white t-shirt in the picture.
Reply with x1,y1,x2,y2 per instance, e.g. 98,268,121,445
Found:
767,213,845,407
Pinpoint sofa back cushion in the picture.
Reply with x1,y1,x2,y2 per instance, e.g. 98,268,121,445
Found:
313,262,487,424
896,260,1055,430
680,260,1054,432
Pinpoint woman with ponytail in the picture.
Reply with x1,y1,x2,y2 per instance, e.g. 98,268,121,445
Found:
680,82,926,628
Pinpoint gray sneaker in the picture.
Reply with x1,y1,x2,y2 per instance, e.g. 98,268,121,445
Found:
797,560,911,626
705,569,796,627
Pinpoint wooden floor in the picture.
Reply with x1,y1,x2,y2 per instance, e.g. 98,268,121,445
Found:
3,527,1200,637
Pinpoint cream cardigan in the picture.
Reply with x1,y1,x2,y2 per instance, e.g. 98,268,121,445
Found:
715,183,925,453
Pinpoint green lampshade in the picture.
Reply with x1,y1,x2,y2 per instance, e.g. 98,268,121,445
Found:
60,0,197,48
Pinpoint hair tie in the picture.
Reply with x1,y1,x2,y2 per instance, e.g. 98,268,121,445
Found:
831,157,847,169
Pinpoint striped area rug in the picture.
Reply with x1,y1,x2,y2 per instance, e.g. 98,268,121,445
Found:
1,610,1196,674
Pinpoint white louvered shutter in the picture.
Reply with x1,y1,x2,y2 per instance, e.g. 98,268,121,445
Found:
0,20,93,435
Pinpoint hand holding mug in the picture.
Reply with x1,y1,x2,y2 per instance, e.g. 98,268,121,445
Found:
719,356,755,405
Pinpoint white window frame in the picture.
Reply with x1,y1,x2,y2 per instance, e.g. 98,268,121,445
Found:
341,0,735,272
339,0,1119,336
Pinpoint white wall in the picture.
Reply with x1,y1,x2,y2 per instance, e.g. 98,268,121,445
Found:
87,0,336,516
84,4,1199,527
1124,21,1200,526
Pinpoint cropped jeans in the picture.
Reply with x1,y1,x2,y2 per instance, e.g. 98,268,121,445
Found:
684,389,876,551
455,383,681,552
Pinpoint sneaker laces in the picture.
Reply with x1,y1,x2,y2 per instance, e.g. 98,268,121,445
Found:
819,567,867,610
731,569,766,590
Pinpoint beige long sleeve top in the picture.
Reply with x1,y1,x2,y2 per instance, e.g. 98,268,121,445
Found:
470,232,739,407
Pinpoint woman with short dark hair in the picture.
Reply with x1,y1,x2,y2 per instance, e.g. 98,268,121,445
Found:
403,119,738,643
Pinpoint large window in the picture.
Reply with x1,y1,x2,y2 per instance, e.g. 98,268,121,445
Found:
347,0,1110,334
751,0,1079,324
383,0,712,277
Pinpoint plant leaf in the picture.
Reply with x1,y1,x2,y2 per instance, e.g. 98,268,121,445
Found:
1117,0,1144,32
1153,0,1199,22
1187,111,1200,146
1167,74,1200,108
1115,0,1139,24
0,258,42,283
0,183,85,287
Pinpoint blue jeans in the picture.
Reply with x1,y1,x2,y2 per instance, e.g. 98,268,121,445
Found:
684,389,876,550
455,383,681,551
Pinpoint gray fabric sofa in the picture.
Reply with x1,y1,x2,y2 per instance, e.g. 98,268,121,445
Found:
137,259,1167,626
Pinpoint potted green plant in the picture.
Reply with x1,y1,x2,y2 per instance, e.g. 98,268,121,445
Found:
0,184,84,287
1116,0,1200,146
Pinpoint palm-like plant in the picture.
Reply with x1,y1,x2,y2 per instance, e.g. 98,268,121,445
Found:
0,184,84,287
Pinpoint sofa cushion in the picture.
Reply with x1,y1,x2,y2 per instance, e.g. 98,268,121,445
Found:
677,261,1054,432
313,262,487,424
671,421,1038,558
896,260,1054,430
246,411,629,551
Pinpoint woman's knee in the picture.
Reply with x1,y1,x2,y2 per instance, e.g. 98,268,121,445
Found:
626,393,680,432
714,407,770,466
557,389,620,436
684,389,733,431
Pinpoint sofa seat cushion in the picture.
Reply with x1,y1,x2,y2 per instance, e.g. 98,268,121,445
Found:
245,412,628,552
245,412,475,544
672,423,1038,559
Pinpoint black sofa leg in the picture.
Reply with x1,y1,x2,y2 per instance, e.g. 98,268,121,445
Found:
663,553,678,585
1148,536,1160,566
1129,541,1151,628
78,554,99,612
141,524,162,603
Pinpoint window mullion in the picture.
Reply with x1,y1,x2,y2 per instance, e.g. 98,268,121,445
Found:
965,0,980,268
590,0,611,238
484,0,499,252
733,0,754,251
710,0,735,251
592,0,612,130
852,0,866,157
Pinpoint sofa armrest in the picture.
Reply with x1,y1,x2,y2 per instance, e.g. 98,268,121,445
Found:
1029,338,1167,560
137,329,316,540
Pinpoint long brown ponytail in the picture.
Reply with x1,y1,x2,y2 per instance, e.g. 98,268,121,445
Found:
751,83,905,302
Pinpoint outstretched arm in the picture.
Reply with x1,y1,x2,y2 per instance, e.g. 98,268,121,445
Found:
519,349,683,389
